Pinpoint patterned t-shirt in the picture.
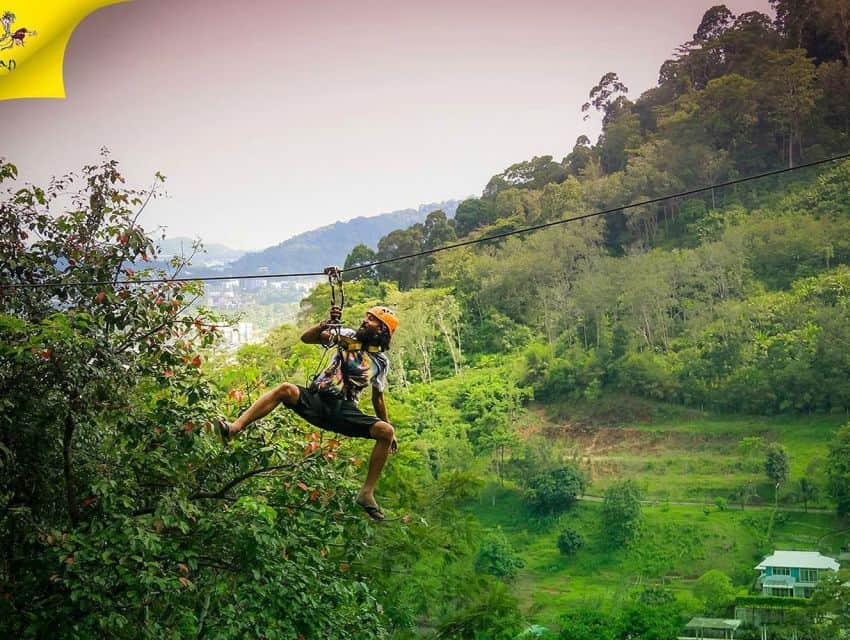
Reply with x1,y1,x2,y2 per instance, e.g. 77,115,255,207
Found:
311,328,389,402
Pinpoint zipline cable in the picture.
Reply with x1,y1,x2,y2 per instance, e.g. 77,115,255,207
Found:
342,151,850,275
5,269,326,290
4,151,850,290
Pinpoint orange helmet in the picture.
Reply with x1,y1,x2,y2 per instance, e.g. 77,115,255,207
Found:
367,306,399,336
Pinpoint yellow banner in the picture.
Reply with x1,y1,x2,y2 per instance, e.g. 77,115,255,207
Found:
0,1,129,101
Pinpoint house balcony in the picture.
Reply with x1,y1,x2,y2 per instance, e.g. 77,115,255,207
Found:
758,574,816,598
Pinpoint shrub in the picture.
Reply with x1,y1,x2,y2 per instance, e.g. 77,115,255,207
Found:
557,608,615,640
435,581,524,640
694,570,736,615
524,465,586,514
601,480,643,547
556,528,584,555
827,423,850,517
615,351,680,402
475,529,525,579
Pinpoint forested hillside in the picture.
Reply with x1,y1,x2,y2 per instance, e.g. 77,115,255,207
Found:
2,2,850,639
344,0,850,416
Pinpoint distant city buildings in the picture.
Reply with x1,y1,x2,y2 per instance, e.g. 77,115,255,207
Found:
200,273,319,349
204,275,317,308
222,321,254,347
243,278,268,291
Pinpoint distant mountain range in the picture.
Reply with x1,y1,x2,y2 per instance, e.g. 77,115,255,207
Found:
171,200,461,278
156,238,247,269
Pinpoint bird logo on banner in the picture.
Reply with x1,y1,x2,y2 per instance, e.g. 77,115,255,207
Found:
0,1,128,100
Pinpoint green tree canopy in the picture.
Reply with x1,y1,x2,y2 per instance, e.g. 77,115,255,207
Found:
558,608,615,640
601,480,643,547
524,465,586,515
616,587,684,640
453,198,495,237
343,242,378,280
435,581,524,640
0,157,387,638
475,528,525,579
826,423,850,517
694,569,737,615
765,442,791,502
556,528,584,556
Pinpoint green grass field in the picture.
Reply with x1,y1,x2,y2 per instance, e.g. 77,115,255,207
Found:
522,396,847,505
470,485,849,629
466,396,850,629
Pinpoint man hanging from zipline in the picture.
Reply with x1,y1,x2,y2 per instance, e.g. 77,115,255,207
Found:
216,270,398,521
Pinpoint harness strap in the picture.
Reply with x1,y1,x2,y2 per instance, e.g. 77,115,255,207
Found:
337,334,384,353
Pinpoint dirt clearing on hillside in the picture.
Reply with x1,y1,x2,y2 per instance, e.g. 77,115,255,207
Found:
540,424,716,456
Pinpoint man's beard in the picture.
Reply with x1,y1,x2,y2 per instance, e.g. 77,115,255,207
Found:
355,323,380,345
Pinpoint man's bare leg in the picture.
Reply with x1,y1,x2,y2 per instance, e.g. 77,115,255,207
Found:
356,421,396,516
228,382,299,435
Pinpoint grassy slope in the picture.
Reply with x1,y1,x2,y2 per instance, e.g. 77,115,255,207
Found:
465,393,850,628
471,488,848,628
522,394,846,505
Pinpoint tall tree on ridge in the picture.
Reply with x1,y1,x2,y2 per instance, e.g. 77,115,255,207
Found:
760,48,818,167
771,0,815,48
814,0,850,64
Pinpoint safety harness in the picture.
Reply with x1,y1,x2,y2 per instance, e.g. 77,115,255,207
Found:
337,334,384,353
308,267,384,394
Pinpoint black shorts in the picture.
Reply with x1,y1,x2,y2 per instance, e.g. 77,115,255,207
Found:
290,385,378,439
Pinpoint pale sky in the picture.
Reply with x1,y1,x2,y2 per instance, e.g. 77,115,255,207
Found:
4,0,772,250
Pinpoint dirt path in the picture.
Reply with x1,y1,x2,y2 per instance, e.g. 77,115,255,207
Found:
578,494,834,515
